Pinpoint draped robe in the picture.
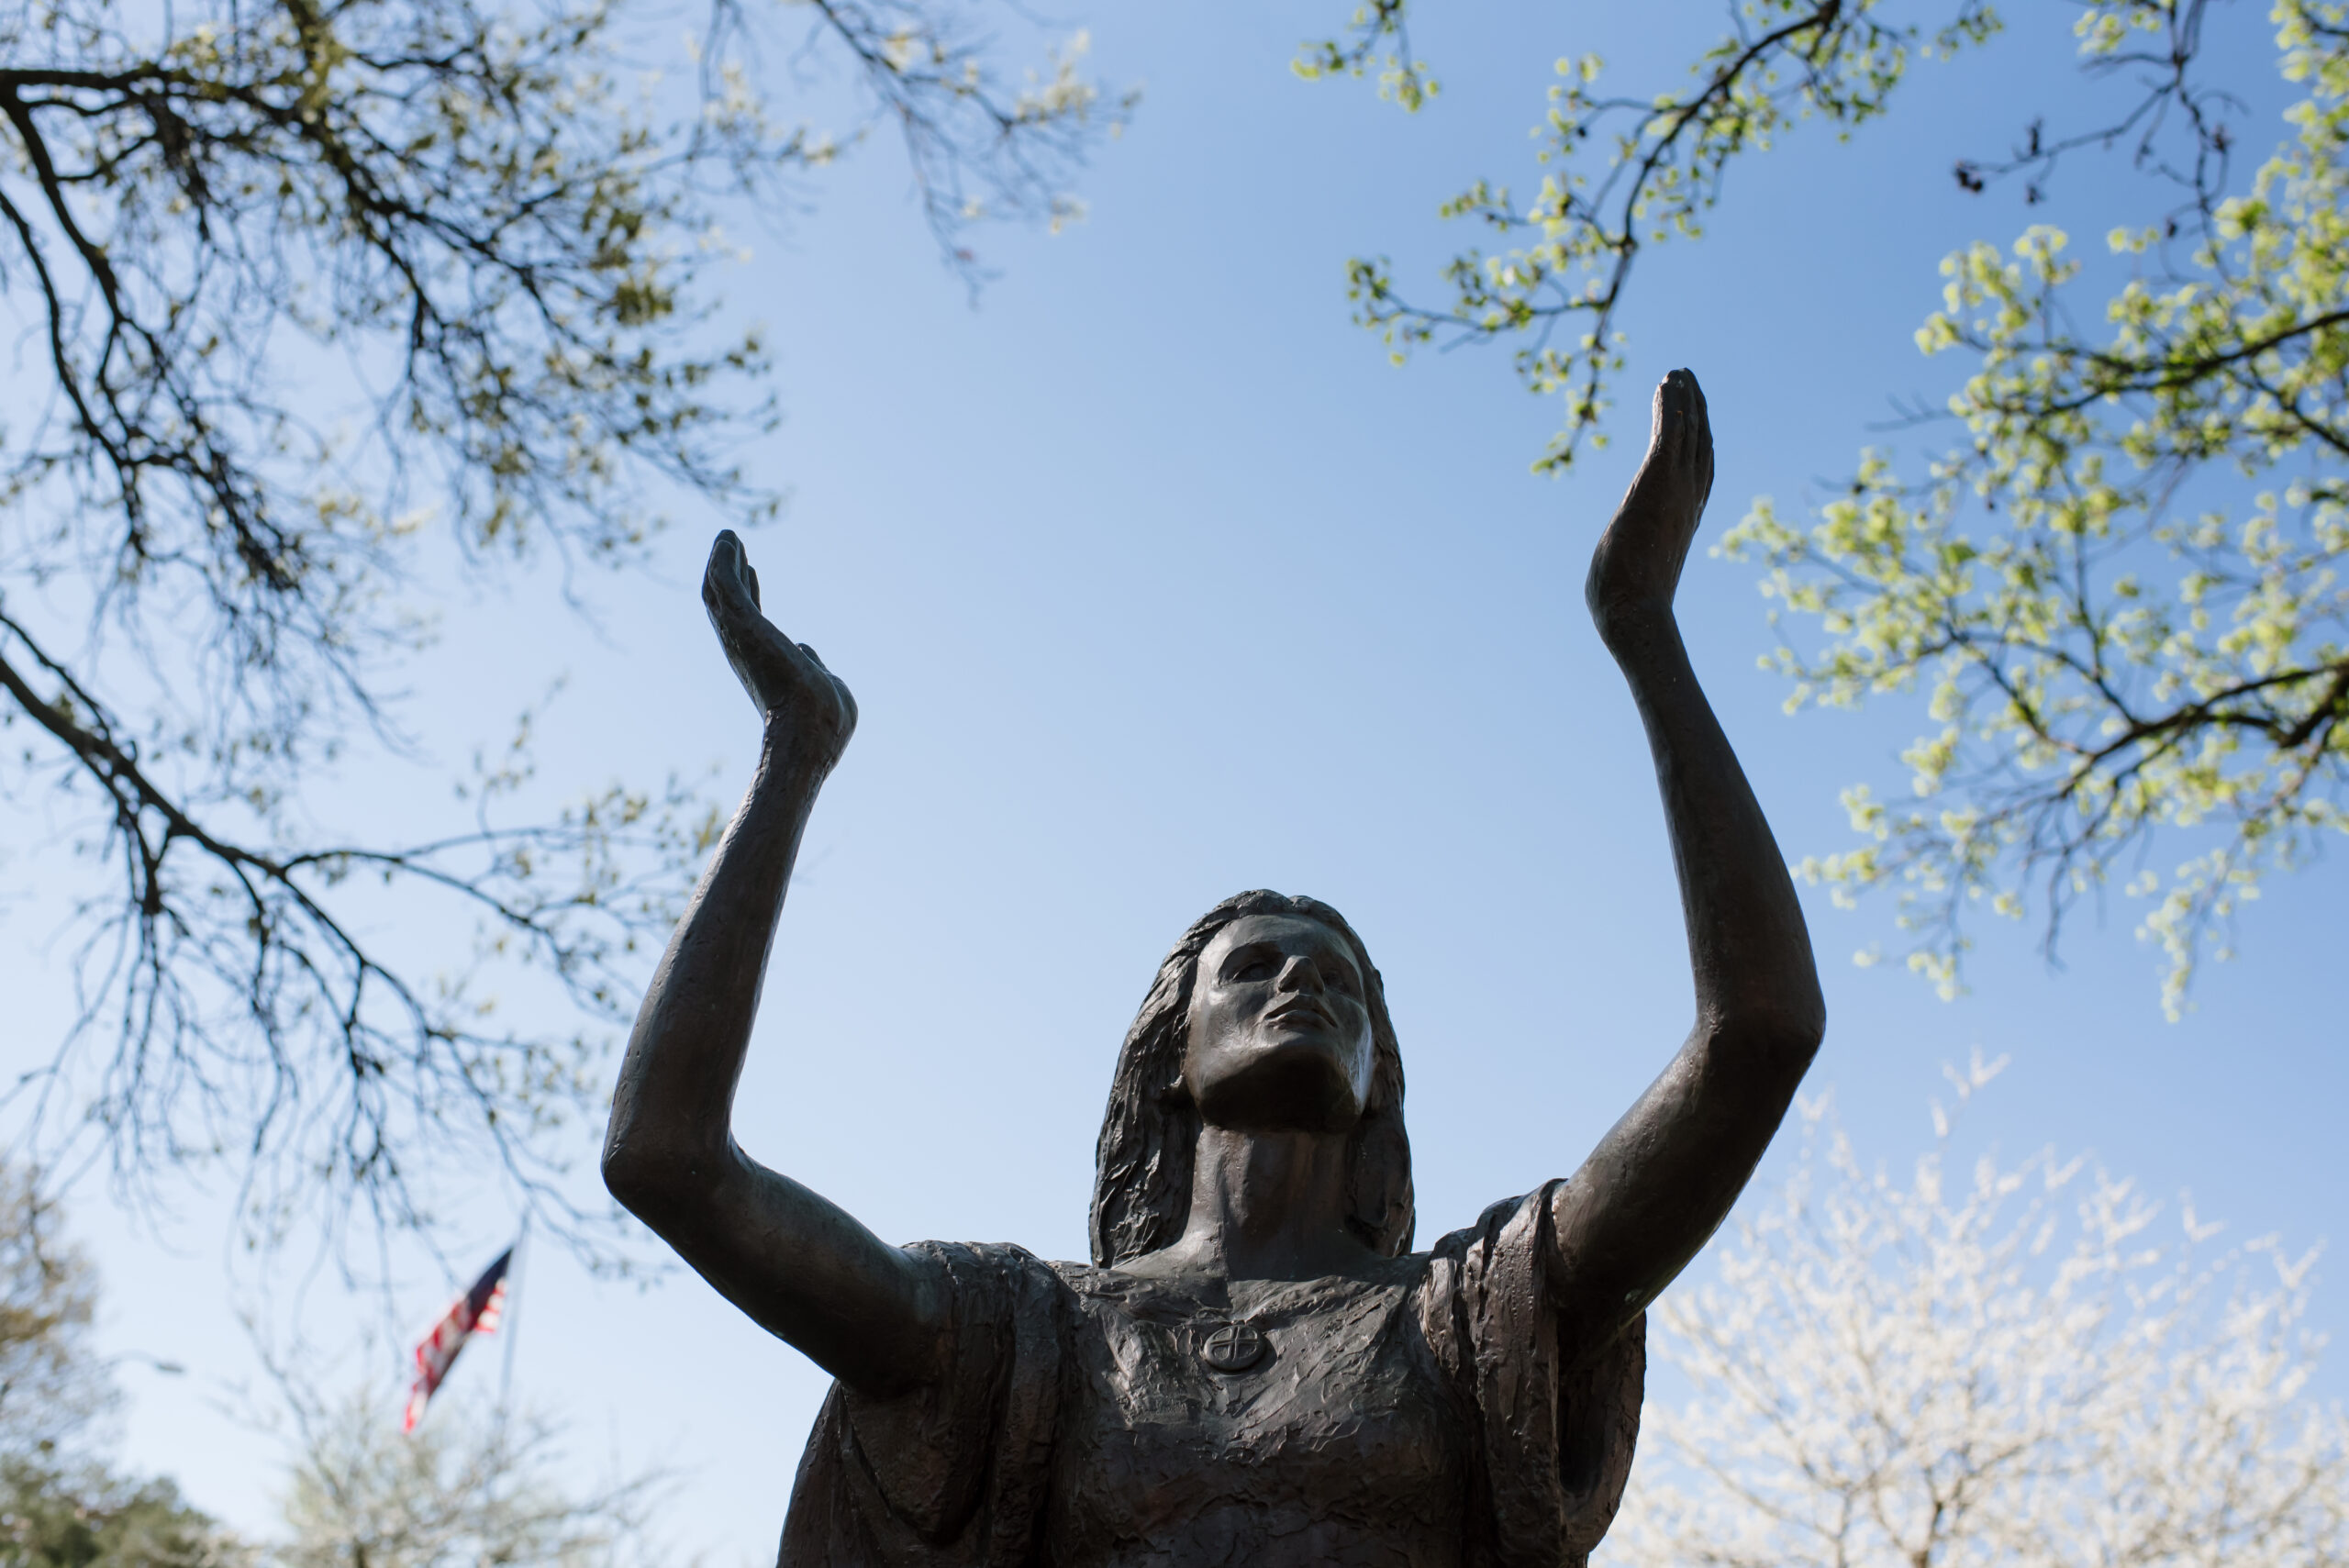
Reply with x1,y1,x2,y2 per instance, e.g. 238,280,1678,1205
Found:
778,1184,1647,1568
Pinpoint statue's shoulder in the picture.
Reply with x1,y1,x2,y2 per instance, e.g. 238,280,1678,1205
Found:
1426,1182,1569,1264
1039,1255,1159,1303
905,1239,1069,1301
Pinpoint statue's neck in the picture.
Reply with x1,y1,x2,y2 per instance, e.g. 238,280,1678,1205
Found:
1168,1123,1369,1283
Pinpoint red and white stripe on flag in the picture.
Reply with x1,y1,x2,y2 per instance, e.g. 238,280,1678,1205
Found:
402,1246,514,1431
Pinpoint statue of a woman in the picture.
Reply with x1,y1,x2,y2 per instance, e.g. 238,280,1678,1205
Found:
604,371,1824,1568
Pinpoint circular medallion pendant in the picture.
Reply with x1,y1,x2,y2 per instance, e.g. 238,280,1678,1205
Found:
1198,1320,1268,1374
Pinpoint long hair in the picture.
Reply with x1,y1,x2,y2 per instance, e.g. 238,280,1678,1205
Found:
1088,890,1413,1268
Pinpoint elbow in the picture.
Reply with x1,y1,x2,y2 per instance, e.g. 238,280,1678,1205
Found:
599,1135,655,1216
1775,993,1828,1062
599,1134,662,1221
600,1128,728,1229
1704,998,1826,1080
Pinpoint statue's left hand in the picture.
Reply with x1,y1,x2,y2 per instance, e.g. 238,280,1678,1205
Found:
701,530,858,765
1586,369,1714,646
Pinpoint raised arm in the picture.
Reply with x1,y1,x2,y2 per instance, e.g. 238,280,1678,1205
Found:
603,532,948,1396
1549,371,1826,1355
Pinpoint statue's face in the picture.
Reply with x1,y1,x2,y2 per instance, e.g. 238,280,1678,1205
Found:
1184,914,1375,1133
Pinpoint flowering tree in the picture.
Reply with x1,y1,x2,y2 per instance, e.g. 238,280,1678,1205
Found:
0,0,1126,1269
1600,1067,2346,1568
273,1385,663,1568
1307,0,2348,1013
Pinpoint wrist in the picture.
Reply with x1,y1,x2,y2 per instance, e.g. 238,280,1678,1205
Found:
756,717,846,787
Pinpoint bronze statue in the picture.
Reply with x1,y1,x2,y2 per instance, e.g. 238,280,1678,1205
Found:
604,371,1824,1568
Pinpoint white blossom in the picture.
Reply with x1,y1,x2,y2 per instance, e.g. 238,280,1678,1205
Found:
1605,1074,2346,1568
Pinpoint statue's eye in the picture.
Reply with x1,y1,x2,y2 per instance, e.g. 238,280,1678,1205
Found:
1232,958,1277,983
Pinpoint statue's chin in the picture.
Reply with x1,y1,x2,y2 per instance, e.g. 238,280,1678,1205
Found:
1191,1040,1366,1136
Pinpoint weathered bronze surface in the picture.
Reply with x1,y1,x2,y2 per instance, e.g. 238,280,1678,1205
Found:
603,371,1825,1568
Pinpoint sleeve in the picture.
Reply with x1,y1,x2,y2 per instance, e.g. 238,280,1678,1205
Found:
777,1242,1063,1568
1425,1183,1647,1568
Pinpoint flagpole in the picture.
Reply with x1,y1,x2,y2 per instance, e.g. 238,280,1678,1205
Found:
498,1220,526,1433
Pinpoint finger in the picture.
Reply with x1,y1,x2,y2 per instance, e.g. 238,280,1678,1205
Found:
704,531,760,620
1691,368,1729,502
705,530,748,606
747,563,762,610
1661,370,1706,492
1680,372,1716,503
1697,392,1716,506
702,530,736,608
1660,371,1697,462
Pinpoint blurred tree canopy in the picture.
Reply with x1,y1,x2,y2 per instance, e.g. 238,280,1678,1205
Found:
0,0,1126,1270
1308,0,2349,1014
0,1166,109,1456
0,1163,238,1567
0,1462,230,1568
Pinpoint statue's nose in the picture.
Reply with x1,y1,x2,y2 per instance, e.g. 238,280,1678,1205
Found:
1274,954,1325,994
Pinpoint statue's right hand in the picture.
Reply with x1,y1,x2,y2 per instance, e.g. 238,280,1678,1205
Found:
1586,369,1714,650
701,530,858,764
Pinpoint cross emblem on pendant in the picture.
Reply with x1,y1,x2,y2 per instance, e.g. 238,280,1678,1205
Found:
1198,1320,1268,1374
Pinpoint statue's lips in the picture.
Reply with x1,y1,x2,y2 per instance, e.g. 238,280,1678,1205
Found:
1263,1000,1337,1031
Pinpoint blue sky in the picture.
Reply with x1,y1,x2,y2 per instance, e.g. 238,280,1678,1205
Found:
6,1,2343,1562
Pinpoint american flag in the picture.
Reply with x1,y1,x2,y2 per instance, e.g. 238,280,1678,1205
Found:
403,1247,513,1431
